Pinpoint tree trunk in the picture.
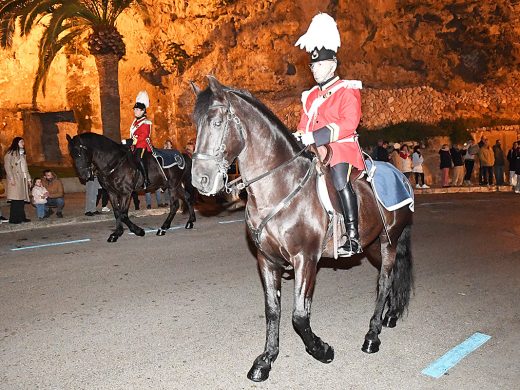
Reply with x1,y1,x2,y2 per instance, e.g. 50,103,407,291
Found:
94,54,121,141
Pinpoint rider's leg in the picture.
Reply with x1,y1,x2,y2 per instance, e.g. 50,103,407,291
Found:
331,162,362,256
135,148,150,188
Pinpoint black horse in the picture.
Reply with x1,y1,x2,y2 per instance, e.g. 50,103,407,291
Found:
191,76,414,381
67,133,196,242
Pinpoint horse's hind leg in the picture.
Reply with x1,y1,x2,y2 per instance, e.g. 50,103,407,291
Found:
247,255,282,382
362,238,395,354
292,254,334,363
157,194,179,236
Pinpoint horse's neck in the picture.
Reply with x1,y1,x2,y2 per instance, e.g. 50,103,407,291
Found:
237,121,311,207
91,143,126,172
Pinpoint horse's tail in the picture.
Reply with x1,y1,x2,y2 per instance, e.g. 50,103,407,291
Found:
391,223,414,319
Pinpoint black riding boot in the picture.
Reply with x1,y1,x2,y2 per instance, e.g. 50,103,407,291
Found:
137,159,150,189
337,182,362,256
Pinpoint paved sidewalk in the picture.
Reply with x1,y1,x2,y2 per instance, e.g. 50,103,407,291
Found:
0,184,516,233
0,192,172,234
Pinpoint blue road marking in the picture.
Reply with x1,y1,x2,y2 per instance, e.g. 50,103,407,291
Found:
421,332,491,378
11,238,91,251
218,219,245,224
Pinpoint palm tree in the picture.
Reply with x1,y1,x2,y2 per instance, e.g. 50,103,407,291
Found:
0,0,149,141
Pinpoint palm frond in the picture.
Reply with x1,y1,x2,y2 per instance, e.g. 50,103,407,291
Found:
18,0,60,36
0,0,34,48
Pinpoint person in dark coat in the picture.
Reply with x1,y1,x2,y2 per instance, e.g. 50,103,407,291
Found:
439,144,453,187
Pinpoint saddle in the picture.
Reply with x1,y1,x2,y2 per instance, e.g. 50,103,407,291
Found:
152,148,186,170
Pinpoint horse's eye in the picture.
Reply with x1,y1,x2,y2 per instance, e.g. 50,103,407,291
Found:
212,120,222,127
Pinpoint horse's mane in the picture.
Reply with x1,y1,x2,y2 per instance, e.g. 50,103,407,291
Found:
193,85,302,151
76,132,127,153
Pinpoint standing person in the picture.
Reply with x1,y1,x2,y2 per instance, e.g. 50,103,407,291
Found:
96,187,110,212
412,145,429,188
4,137,31,223
31,178,48,220
492,140,505,186
122,91,153,188
507,141,518,188
389,142,401,170
439,144,452,187
450,144,465,186
294,13,364,256
477,135,488,184
478,138,495,185
398,144,412,180
373,140,390,162
513,143,520,193
463,139,478,185
42,170,65,217
0,159,7,222
84,176,101,216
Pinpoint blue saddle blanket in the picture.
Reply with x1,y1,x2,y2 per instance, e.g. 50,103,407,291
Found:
153,148,185,169
364,160,414,212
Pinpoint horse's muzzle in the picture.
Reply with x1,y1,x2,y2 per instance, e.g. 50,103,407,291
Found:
192,162,225,195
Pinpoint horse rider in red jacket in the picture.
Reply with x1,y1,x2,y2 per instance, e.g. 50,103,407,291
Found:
123,91,152,188
294,13,364,256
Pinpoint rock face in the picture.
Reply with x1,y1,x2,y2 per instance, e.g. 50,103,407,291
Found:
2,0,520,160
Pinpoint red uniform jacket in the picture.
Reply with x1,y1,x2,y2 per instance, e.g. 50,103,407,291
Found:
130,116,152,152
297,77,364,169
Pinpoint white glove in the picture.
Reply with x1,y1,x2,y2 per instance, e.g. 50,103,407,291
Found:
300,132,315,146
292,132,302,141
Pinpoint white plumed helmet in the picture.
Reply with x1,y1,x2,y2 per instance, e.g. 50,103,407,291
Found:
295,13,341,63
134,90,150,110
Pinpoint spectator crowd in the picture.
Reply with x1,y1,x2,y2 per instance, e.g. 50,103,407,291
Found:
371,137,520,193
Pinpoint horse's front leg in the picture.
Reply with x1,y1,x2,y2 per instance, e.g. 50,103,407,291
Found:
107,193,124,242
247,254,283,382
292,254,334,363
120,194,145,237
361,238,395,353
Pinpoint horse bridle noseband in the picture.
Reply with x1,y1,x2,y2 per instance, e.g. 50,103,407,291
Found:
192,102,309,193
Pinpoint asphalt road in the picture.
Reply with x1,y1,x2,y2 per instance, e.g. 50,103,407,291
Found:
1,193,519,390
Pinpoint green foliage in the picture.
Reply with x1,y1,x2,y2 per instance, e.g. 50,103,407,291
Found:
359,117,520,147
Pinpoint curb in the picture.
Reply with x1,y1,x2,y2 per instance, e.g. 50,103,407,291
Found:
0,208,171,234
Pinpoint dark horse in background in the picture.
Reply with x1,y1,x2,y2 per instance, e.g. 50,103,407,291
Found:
67,133,196,242
191,76,413,382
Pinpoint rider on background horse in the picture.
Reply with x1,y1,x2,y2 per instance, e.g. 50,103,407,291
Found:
294,13,364,257
122,90,153,188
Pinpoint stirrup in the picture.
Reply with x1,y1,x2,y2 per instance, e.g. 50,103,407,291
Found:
337,237,363,257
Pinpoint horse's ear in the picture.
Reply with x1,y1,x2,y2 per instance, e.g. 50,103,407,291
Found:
207,75,225,100
189,81,201,96
66,134,72,142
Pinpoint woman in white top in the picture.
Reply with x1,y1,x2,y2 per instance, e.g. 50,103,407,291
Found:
398,144,413,180
412,145,430,188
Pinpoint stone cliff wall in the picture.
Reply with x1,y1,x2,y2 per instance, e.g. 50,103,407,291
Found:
2,0,520,160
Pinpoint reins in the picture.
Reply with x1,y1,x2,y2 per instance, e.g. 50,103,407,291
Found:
194,98,317,251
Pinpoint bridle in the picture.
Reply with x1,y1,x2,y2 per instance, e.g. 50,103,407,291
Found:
192,101,309,193
72,140,94,180
72,137,128,181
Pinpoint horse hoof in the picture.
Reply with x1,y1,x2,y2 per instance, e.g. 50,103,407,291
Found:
247,360,271,382
361,339,380,354
185,221,194,229
107,234,119,243
306,344,334,363
156,229,166,236
383,315,397,328
135,228,145,237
